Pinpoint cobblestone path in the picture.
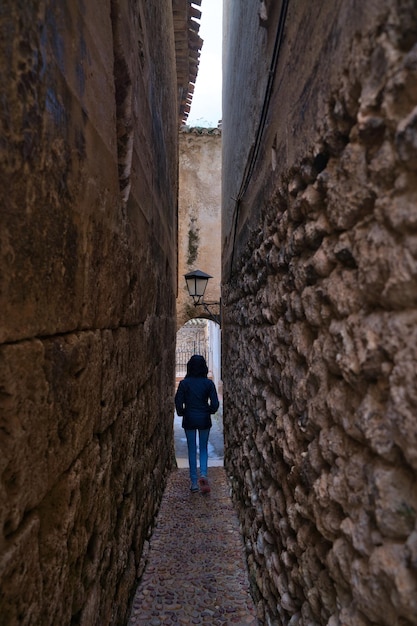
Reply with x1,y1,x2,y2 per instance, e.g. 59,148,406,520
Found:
128,466,258,625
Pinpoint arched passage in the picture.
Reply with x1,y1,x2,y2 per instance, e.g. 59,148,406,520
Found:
174,317,223,468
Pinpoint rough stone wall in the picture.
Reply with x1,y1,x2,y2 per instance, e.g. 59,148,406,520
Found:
0,2,178,625
222,1,417,625
177,129,222,328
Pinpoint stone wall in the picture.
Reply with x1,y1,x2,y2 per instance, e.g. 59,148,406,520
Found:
222,1,417,624
0,2,178,624
177,128,222,328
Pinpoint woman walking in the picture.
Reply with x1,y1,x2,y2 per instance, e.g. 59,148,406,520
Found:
175,355,219,493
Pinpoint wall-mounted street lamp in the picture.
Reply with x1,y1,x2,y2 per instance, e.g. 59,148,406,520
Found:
184,269,221,326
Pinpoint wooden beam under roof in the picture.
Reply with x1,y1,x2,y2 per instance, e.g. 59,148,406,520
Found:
173,0,204,126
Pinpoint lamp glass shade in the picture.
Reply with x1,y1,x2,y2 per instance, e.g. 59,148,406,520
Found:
184,269,212,303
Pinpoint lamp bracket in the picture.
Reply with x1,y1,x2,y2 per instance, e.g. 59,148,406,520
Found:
194,300,221,326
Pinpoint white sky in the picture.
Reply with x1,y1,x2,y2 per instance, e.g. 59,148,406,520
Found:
187,0,223,127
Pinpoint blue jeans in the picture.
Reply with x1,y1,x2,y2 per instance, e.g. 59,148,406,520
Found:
185,428,210,484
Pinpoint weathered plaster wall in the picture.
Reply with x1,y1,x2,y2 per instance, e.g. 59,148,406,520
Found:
0,1,178,624
177,129,222,328
222,1,417,624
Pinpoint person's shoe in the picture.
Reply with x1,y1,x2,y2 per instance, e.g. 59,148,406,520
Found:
198,476,210,494
190,483,199,493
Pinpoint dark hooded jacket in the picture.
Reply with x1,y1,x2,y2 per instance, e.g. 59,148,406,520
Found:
175,355,219,430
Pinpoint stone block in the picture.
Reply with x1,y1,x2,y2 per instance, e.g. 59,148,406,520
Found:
0,0,178,623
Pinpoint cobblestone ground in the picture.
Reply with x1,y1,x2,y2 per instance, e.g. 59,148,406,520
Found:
128,467,258,625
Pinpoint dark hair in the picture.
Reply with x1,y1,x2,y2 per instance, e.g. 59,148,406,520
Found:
186,354,208,378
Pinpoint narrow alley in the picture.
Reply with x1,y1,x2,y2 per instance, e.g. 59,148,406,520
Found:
127,403,257,624
2,1,417,625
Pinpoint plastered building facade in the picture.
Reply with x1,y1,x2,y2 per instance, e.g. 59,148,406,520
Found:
176,128,222,328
